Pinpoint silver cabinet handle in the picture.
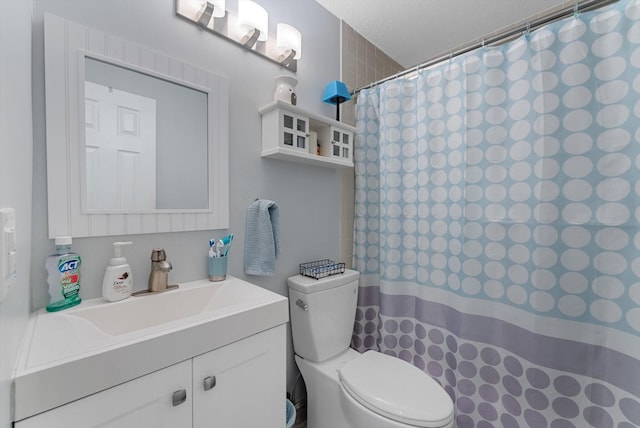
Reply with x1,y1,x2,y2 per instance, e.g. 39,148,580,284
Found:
203,375,217,391
172,389,187,406
296,299,308,311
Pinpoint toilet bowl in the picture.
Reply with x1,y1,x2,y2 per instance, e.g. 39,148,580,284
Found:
288,269,454,428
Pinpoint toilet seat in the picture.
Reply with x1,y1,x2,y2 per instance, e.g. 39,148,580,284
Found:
338,351,454,428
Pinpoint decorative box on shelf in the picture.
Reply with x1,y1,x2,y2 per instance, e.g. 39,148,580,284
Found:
259,100,354,169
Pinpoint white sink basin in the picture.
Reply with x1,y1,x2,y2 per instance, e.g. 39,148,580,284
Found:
13,277,288,421
70,279,268,335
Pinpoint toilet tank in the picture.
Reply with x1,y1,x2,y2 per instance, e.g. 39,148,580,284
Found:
288,269,359,362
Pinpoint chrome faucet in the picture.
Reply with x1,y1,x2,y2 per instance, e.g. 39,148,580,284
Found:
132,248,178,296
148,248,173,292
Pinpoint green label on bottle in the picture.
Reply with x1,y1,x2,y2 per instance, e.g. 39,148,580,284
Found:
57,255,81,298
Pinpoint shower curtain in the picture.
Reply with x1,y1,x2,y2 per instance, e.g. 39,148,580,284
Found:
352,1,640,427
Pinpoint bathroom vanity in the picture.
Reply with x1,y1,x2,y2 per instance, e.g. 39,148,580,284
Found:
13,277,288,428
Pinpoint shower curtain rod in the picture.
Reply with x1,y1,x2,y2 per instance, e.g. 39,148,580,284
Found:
352,0,618,95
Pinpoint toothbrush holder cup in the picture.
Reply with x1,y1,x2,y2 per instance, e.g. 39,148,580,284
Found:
208,256,228,282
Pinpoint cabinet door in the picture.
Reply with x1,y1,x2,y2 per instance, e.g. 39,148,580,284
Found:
340,130,352,161
332,128,352,161
15,360,192,428
319,126,353,162
193,325,286,428
280,111,308,152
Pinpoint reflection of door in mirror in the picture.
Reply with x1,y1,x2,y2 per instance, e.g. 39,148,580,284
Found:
84,82,156,211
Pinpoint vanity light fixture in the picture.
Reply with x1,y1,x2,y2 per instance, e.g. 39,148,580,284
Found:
175,0,301,72
237,0,268,48
181,0,225,26
277,23,302,67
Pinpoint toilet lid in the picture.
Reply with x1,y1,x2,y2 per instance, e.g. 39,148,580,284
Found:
338,351,454,428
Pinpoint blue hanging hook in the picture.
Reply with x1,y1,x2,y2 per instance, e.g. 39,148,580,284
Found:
574,2,580,19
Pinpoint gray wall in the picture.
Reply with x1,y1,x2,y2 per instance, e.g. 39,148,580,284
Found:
30,0,342,398
0,1,34,427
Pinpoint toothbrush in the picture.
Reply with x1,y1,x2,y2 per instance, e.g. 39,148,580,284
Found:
222,233,234,256
209,239,216,258
216,239,224,258
222,233,234,245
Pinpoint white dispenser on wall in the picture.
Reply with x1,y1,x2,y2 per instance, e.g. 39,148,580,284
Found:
102,241,133,302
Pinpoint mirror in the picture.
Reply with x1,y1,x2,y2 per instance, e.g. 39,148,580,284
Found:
83,57,208,212
44,14,229,238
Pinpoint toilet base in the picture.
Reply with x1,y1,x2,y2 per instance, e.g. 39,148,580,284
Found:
295,349,359,428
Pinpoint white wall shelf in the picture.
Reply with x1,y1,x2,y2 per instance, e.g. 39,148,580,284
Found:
259,100,355,169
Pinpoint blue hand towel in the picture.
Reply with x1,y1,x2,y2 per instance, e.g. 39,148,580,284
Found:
244,199,280,276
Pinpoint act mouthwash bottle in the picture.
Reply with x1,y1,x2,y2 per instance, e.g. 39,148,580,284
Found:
45,236,82,312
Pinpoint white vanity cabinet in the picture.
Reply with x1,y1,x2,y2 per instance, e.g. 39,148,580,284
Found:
260,100,354,168
14,360,193,428
15,325,285,428
193,324,285,428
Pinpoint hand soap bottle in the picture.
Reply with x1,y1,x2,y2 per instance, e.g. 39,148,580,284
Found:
102,241,133,302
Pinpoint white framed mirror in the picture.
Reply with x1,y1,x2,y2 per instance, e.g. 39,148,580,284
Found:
44,14,229,238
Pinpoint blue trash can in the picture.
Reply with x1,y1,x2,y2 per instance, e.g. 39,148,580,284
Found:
286,399,296,428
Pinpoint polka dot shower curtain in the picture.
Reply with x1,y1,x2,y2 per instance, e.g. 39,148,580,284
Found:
352,1,640,427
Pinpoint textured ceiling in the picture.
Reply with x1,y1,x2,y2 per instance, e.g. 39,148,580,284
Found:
314,0,571,68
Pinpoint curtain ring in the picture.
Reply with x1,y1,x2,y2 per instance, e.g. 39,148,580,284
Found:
573,2,579,19
402,65,420,82
525,21,531,40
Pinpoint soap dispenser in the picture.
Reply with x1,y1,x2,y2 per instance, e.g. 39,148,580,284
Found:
102,241,134,302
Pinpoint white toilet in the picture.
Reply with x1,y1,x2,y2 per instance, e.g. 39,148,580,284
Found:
288,269,454,428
